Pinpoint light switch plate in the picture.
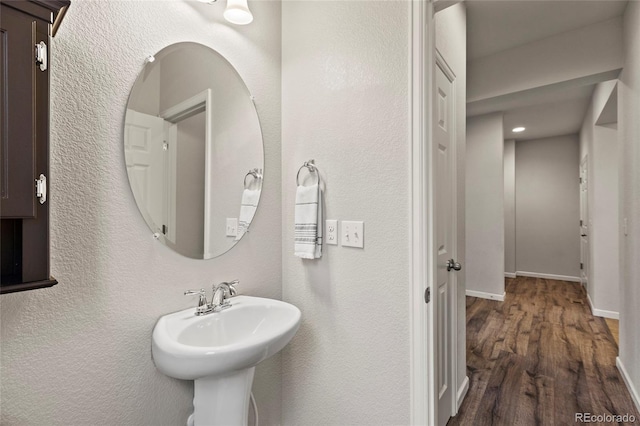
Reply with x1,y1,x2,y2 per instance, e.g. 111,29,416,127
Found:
326,220,338,245
342,221,364,248
226,218,238,237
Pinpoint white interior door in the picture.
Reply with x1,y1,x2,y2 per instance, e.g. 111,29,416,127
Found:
124,110,168,234
434,58,456,426
580,157,589,287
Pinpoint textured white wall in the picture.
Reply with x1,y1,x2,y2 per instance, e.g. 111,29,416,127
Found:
281,1,411,424
504,139,516,275
579,80,620,315
618,0,640,404
468,17,624,102
466,113,505,297
0,1,282,425
515,135,580,278
435,2,468,405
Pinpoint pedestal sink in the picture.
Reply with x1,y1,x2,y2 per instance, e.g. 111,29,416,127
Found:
152,296,301,426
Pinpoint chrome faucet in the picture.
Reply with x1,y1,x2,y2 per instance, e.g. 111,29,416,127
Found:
184,280,239,316
183,288,213,316
211,280,239,311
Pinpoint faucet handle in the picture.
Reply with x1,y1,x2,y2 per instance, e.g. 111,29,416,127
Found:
226,279,239,296
212,280,239,298
184,288,208,307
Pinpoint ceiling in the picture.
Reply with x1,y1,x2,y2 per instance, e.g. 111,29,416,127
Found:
466,0,627,141
467,0,628,61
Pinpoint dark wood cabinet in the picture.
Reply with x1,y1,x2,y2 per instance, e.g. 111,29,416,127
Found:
0,0,69,294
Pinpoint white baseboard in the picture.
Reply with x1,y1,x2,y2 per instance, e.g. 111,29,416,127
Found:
617,357,640,413
504,272,516,278
456,375,469,412
515,271,581,283
466,289,505,301
586,293,620,319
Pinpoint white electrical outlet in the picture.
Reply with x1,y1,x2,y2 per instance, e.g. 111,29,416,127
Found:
342,221,364,248
326,220,338,245
226,218,238,237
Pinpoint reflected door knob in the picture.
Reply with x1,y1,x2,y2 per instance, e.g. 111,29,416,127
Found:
446,259,462,272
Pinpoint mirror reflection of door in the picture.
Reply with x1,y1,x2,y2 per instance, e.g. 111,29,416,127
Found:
124,111,168,235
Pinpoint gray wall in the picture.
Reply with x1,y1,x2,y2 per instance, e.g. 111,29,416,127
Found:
619,0,640,401
281,1,411,423
515,135,580,278
504,139,516,275
175,113,206,258
0,1,282,425
466,113,505,298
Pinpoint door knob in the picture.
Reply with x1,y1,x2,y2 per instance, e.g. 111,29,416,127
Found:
446,259,462,272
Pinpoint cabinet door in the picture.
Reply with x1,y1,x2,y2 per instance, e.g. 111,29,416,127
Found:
0,4,39,219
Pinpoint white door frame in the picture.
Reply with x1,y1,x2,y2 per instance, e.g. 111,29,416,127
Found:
410,0,436,424
410,1,460,424
160,89,214,258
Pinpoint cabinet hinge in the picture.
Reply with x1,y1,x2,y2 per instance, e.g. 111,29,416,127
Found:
35,41,47,72
35,174,47,204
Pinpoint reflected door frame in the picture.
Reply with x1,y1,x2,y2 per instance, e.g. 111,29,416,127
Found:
160,89,213,258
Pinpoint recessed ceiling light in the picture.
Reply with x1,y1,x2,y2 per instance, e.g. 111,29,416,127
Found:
512,127,526,133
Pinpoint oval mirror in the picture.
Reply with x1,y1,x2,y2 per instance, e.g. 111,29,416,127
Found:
124,42,263,259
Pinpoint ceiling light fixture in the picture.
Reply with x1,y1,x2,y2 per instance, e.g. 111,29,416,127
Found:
224,0,253,25
512,127,526,133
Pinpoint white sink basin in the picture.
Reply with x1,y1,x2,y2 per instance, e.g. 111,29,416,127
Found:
152,295,301,380
151,295,301,426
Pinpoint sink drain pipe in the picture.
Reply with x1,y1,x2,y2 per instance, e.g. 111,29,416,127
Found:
186,392,258,426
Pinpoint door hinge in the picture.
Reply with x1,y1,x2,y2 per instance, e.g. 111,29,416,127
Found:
424,287,431,304
579,177,583,184
35,174,47,204
580,219,583,226
580,262,584,270
35,41,47,71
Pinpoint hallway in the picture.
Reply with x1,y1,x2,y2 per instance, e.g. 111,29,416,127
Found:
449,277,640,425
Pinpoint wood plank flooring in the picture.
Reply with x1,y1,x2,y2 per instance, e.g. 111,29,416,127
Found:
605,318,620,347
449,277,640,426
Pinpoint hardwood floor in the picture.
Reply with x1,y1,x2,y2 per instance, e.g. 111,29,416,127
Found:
605,318,620,347
449,277,640,426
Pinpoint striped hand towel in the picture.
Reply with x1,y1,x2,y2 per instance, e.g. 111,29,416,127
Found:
294,183,323,259
235,188,260,241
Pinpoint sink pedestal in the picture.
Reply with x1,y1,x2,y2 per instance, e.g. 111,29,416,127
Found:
190,367,255,426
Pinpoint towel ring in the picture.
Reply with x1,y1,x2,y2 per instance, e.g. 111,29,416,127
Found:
244,168,262,189
296,160,320,186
